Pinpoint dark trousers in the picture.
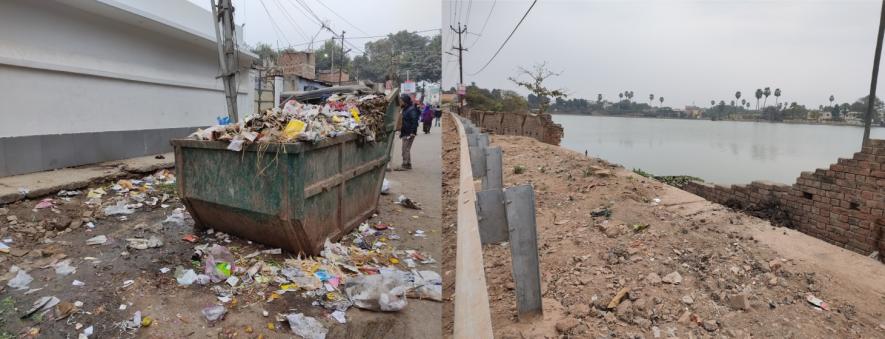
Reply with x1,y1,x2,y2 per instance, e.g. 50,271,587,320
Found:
401,135,414,165
422,121,432,133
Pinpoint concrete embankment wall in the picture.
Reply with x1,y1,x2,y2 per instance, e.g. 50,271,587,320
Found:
462,110,564,145
685,139,885,258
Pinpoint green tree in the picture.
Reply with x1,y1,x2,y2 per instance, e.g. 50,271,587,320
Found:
659,97,664,105
351,31,441,83
250,42,279,65
508,62,567,114
774,88,782,107
755,88,763,111
763,87,771,109
649,93,655,106
315,39,350,74
735,90,742,104
597,93,603,104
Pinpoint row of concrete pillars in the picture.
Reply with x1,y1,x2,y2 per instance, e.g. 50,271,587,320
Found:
460,117,543,321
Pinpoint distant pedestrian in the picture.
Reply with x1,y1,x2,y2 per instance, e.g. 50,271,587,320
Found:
421,103,434,134
396,93,419,171
433,105,442,127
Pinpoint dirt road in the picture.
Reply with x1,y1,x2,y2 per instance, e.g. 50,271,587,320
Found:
443,134,885,338
0,126,442,338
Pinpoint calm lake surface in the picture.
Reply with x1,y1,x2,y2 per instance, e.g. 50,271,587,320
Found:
552,115,885,185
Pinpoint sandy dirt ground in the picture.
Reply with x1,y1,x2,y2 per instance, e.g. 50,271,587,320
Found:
442,130,885,338
440,115,459,338
0,127,442,338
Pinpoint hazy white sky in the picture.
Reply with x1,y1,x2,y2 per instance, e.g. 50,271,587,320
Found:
443,0,885,109
189,0,440,52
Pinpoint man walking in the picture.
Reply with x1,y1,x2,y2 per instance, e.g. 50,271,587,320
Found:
397,93,419,170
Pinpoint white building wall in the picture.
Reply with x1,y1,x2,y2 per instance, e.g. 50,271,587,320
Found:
0,0,256,176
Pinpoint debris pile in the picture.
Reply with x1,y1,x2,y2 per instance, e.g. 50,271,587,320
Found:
189,93,388,150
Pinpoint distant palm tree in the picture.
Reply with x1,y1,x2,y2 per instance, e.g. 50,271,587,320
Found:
755,89,763,111
774,88,782,107
711,100,716,106
659,97,664,105
597,93,603,103
730,100,735,106
626,91,634,102
746,102,751,109
829,94,835,107
741,98,746,107
619,92,624,101
763,87,771,108
649,93,655,106
735,91,742,103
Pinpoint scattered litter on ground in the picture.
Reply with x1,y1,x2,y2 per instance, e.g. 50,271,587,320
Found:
286,313,328,339
381,179,391,195
85,235,107,245
396,195,421,210
346,269,409,312
7,266,33,290
53,259,77,276
23,296,60,319
126,236,163,250
201,305,227,323
806,294,830,311
103,201,134,215
35,198,54,209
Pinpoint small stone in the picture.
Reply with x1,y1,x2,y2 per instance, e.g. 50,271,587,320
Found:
567,303,591,318
702,320,719,332
768,259,782,272
681,295,694,305
726,293,751,311
555,317,580,333
652,326,661,338
0,208,8,215
662,271,683,285
645,272,662,285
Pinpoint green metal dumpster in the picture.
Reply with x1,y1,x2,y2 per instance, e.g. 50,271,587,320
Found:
171,91,399,255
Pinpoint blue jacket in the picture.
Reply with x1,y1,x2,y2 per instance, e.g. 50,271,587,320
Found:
400,104,419,137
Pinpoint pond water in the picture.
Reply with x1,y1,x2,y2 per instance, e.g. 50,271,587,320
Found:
553,115,885,185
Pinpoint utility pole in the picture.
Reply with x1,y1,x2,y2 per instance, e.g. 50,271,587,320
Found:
450,22,467,115
211,0,239,122
330,36,335,83
339,30,345,86
864,0,885,146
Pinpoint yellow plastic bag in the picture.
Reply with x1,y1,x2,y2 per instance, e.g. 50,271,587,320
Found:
350,107,361,124
282,119,306,140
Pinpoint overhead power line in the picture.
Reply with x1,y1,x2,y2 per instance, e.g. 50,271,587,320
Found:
270,0,310,41
469,0,537,76
257,0,292,46
313,0,371,36
466,0,496,49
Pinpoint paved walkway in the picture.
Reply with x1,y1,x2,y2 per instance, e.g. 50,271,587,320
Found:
0,153,173,204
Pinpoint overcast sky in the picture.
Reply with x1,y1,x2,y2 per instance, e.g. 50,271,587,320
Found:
443,0,885,109
189,0,440,52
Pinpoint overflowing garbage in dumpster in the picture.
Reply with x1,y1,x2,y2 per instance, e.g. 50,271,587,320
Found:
188,93,389,150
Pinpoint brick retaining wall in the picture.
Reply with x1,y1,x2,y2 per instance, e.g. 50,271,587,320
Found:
684,139,885,258
463,110,563,145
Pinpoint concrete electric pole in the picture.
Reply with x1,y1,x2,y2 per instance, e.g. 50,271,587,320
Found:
339,30,345,86
450,22,467,115
211,0,239,123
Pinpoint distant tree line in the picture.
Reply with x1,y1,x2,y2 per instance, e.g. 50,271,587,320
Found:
250,30,441,83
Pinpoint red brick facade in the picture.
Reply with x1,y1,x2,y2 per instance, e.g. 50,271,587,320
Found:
685,139,885,259
464,110,564,145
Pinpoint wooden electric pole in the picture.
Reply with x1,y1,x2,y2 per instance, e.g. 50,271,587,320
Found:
864,0,885,146
450,22,467,115
211,0,239,122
